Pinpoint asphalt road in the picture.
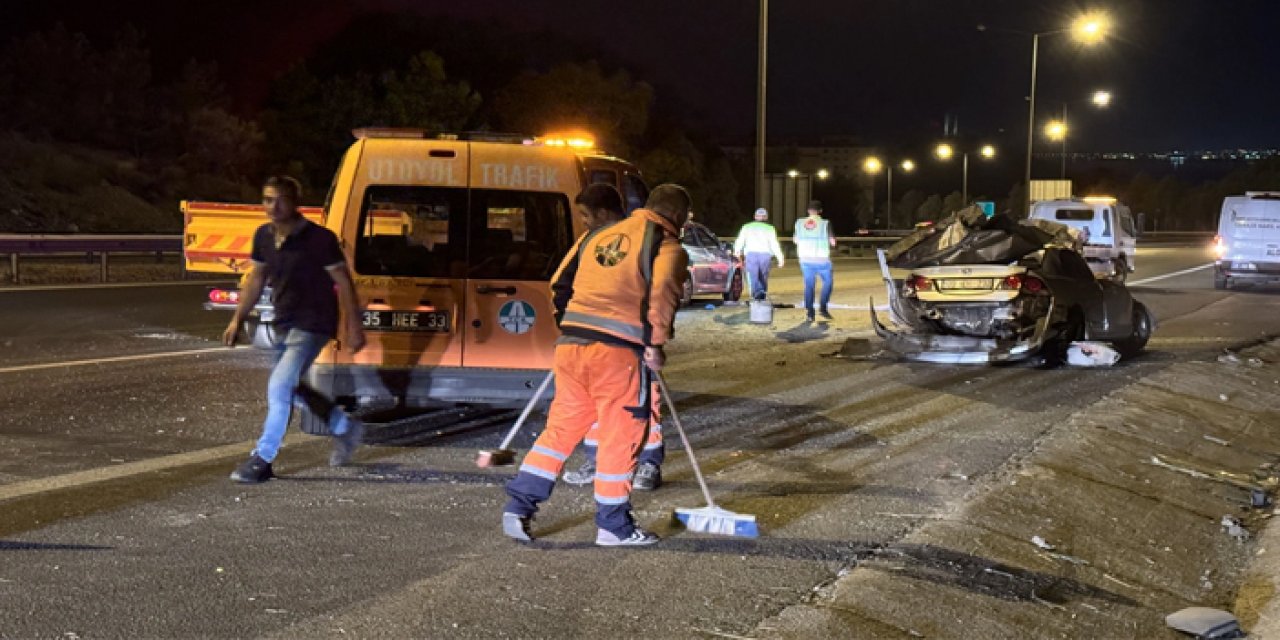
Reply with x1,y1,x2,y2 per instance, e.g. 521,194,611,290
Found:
2,244,1278,638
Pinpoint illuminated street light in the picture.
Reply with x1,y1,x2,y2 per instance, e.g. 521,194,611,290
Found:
863,157,882,174
1092,90,1112,108
787,169,799,178
980,144,996,159
816,168,830,180
864,156,913,230
901,159,915,172
1073,12,1110,45
1045,120,1068,141
936,143,996,204
934,143,954,160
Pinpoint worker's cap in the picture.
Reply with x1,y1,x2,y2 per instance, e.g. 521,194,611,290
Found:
753,207,768,219
807,199,823,212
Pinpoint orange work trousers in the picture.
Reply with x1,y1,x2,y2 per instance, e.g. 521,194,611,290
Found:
504,342,651,536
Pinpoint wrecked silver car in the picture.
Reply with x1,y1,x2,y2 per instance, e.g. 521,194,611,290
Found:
872,207,1154,364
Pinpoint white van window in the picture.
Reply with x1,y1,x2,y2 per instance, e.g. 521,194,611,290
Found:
589,170,616,186
1055,208,1094,221
352,187,571,281
1119,211,1137,237
1101,209,1113,237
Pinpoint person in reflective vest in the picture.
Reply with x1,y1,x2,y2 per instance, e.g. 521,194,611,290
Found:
502,184,690,547
794,199,837,322
734,207,785,300
561,184,666,491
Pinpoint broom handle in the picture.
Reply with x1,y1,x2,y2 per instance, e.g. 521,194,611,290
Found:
654,371,718,509
498,370,554,450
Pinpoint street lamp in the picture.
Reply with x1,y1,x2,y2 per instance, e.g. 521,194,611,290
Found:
1053,90,1113,177
864,156,914,230
787,169,799,178
1018,12,1111,215
936,143,995,205
1092,90,1112,107
816,168,830,180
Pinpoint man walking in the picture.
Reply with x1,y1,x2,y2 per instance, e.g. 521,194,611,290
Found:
223,176,367,483
562,183,666,492
733,207,785,300
794,199,837,322
503,184,690,547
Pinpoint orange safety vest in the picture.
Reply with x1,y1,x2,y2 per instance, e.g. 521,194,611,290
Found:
551,208,688,347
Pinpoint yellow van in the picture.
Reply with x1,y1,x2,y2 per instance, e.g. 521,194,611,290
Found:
184,129,649,409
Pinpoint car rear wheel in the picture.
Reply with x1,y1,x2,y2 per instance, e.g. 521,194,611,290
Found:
680,275,694,307
1110,257,1128,283
1114,301,1153,358
724,270,743,302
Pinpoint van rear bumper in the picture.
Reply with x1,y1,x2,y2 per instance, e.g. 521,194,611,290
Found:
1217,260,1280,280
305,364,553,409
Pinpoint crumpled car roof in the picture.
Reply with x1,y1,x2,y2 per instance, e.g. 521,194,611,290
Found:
887,205,1082,269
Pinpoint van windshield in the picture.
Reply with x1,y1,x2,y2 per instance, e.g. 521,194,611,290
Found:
353,186,572,281
1054,208,1094,221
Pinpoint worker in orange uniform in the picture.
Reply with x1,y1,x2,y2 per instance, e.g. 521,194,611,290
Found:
502,184,691,547
562,183,666,491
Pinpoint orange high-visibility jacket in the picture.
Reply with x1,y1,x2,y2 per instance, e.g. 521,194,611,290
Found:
551,208,688,348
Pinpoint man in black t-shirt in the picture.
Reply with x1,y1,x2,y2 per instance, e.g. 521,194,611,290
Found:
223,176,367,483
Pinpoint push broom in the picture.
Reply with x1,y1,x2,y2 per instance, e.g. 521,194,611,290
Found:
655,371,758,538
475,371,554,468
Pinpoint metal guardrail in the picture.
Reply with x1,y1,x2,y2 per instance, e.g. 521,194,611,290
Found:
0,234,183,284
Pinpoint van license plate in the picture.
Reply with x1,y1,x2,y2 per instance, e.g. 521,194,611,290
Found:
362,310,450,332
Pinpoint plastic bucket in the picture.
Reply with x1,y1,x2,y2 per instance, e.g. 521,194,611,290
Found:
749,299,773,324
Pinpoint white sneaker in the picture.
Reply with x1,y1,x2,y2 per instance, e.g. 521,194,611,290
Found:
503,512,534,542
595,527,659,547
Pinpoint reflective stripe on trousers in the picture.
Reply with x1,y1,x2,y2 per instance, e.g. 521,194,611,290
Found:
504,342,651,537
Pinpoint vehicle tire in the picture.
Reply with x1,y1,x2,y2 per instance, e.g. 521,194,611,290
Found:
1110,257,1128,284
1042,307,1085,367
1113,301,1153,358
680,274,694,307
1214,271,1230,290
243,319,280,350
724,269,743,302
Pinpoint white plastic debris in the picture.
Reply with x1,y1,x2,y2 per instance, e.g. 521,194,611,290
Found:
1221,515,1250,542
1067,341,1120,367
1031,535,1056,551
1165,606,1244,639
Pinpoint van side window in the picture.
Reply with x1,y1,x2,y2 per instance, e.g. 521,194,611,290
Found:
1101,208,1113,237
589,170,616,186
1054,208,1094,221
468,190,573,281
1119,210,1136,237
623,175,649,214
354,186,466,278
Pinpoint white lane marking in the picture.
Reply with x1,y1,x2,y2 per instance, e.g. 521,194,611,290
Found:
0,433,308,503
0,347,234,375
0,280,234,294
1128,263,1214,286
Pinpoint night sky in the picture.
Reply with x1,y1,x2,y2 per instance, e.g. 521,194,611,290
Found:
6,0,1278,153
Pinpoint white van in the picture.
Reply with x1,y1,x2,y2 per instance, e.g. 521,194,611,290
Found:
1214,192,1280,290
1029,196,1138,282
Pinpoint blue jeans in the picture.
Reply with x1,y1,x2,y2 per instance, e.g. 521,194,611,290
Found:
253,328,354,463
801,261,834,313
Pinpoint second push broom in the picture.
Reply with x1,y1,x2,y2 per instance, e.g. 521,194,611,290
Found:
654,370,758,538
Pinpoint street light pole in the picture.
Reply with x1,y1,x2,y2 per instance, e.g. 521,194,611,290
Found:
886,166,893,230
1024,32,1039,217
962,152,969,204
755,0,768,209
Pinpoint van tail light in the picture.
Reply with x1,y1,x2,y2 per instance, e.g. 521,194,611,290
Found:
1213,235,1227,259
999,274,1046,294
208,289,241,304
907,275,933,294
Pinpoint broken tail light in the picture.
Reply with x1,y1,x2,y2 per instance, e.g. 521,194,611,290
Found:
906,275,933,294
999,274,1046,294
208,289,241,304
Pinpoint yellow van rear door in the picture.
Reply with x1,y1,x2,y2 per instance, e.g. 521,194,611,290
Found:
462,147,578,370
344,140,469,368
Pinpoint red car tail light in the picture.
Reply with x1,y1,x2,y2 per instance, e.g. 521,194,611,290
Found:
907,275,933,292
208,289,240,304
998,274,1046,294
1021,276,1046,294
1000,275,1023,290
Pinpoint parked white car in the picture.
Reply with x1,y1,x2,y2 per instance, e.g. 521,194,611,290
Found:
1029,197,1138,282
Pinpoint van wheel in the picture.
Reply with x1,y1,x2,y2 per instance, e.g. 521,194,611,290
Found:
1110,257,1128,284
1114,301,1153,358
243,319,280,350
724,270,743,302
680,276,694,307
1214,271,1230,290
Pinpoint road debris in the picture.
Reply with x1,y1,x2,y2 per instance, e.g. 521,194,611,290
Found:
1221,516,1250,542
1203,434,1231,446
1031,536,1055,551
1067,341,1121,367
1165,606,1245,639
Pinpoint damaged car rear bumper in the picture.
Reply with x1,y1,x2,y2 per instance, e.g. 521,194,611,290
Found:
870,305,1054,364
